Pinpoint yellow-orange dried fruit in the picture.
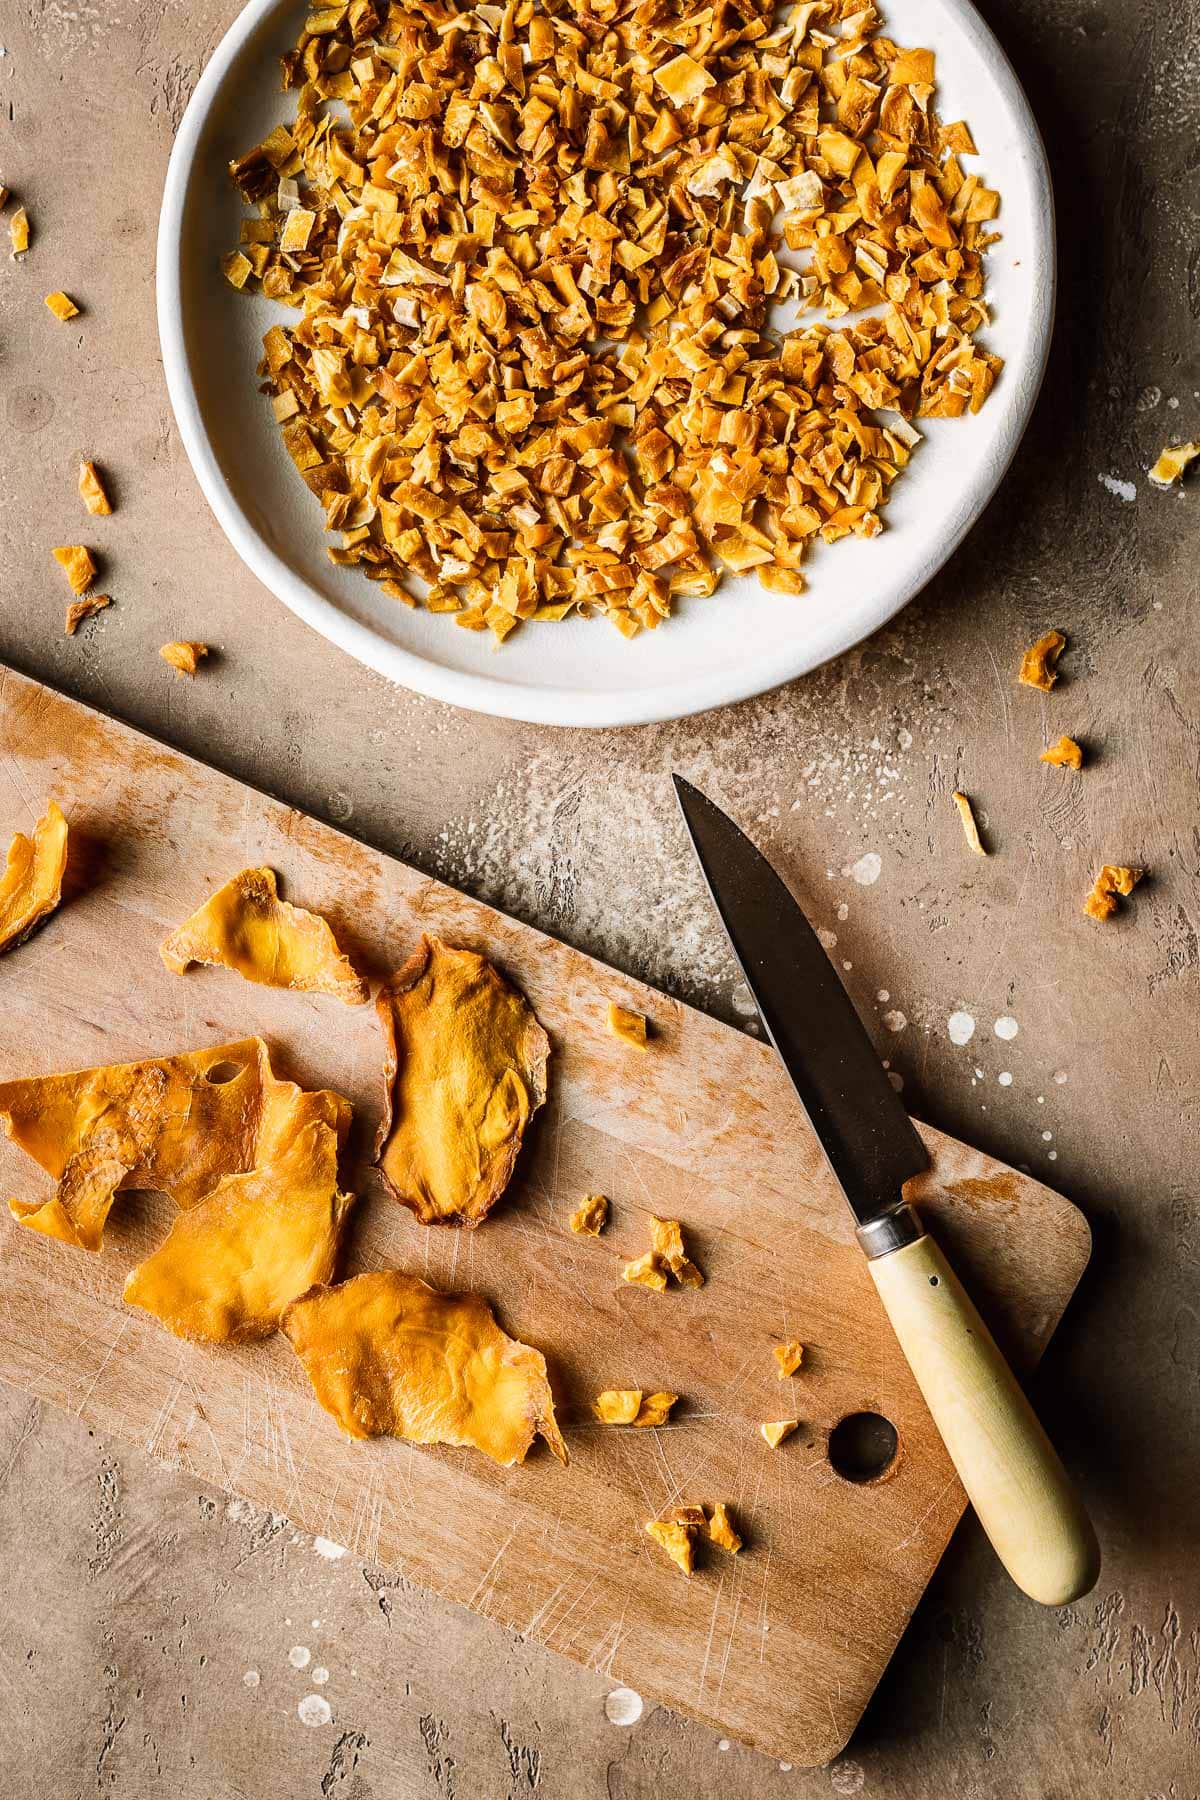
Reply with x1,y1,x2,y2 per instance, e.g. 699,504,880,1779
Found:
160,641,209,677
78,462,112,516
53,545,96,595
570,1193,609,1236
64,594,112,635
375,936,549,1227
1084,865,1143,922
593,1389,642,1425
1040,736,1083,771
644,1518,695,1576
1148,442,1200,489
633,1391,677,1428
622,1251,668,1292
773,1341,805,1378
282,1270,567,1467
1,1037,349,1253
161,866,368,1005
124,1121,354,1343
0,801,68,955
952,790,987,856
44,291,79,321
1019,630,1066,691
9,206,28,255
706,1503,743,1555
606,1002,647,1050
649,1215,704,1287
761,1419,799,1449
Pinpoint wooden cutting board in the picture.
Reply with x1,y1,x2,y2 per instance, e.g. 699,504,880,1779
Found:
0,666,1090,1767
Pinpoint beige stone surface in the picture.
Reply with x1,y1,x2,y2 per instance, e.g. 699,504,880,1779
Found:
0,0,1198,1794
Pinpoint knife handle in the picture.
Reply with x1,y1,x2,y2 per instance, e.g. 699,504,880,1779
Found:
867,1226,1100,1605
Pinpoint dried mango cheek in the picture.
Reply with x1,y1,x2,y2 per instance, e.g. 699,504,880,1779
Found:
374,936,550,1226
282,1270,567,1468
161,866,368,1004
0,801,68,954
124,1121,355,1343
0,1036,349,1252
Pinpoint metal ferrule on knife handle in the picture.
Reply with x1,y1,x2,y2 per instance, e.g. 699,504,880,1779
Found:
861,1202,1101,1606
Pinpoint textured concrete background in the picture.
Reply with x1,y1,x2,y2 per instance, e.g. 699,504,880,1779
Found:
1,0,1198,1793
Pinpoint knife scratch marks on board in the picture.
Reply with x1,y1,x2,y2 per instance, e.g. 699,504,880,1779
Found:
696,1575,730,1706
590,1605,629,1677
75,1316,130,1415
756,1549,774,1663
714,1592,745,1711
466,1529,517,1613
891,1474,961,1554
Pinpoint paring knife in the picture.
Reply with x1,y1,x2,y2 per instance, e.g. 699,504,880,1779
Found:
674,775,1099,1607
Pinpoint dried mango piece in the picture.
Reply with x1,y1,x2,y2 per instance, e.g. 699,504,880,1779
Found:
773,1341,804,1378
1,1037,349,1252
570,1192,609,1236
706,1502,743,1554
649,1215,704,1287
633,1391,677,1428
282,1270,567,1467
1019,630,1066,691
1084,864,1143,922
1149,442,1200,489
375,936,549,1226
666,1503,708,1529
161,866,368,1005
952,791,987,856
124,1121,354,1342
53,545,97,595
644,1518,695,1575
78,462,113,516
64,594,112,635
593,1389,642,1424
622,1251,667,1291
44,291,79,321
0,801,68,955
160,641,208,677
9,206,28,255
761,1420,799,1449
606,1001,647,1049
1040,735,1083,771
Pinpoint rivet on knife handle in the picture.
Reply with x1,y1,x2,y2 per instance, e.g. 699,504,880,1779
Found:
862,1204,1100,1606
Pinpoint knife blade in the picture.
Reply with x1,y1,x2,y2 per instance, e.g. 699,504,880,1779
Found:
673,773,1100,1608
673,774,927,1231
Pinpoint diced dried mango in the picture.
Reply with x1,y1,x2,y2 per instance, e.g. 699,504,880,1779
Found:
282,1270,567,1467
570,1192,609,1235
161,866,368,1005
706,1502,743,1554
1083,865,1143,922
622,1251,668,1291
633,1391,677,1428
1148,442,1200,489
160,641,209,676
649,1214,704,1287
78,462,113,516
64,594,112,636
952,790,987,856
773,1340,804,1378
1040,735,1083,770
593,1389,642,1424
53,545,96,595
644,1518,694,1575
0,801,68,955
606,1002,647,1049
375,936,549,1227
1019,630,1066,691
44,291,79,321
761,1419,799,1449
9,207,28,255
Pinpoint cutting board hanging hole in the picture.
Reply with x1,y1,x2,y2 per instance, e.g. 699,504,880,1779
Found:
828,1412,900,1485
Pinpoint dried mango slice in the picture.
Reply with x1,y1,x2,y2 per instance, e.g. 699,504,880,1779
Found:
606,1002,647,1049
0,801,68,955
160,641,208,676
78,462,113,516
64,594,112,635
593,1388,642,1424
1040,735,1083,770
1019,630,1066,691
570,1193,609,1236
124,1121,354,1343
622,1251,667,1291
9,207,29,255
952,790,987,855
649,1215,704,1287
666,1503,708,1530
282,1270,567,1467
1,1036,349,1252
1149,442,1200,488
706,1502,743,1554
773,1341,805,1378
53,545,97,595
161,866,368,1005
44,291,79,321
1084,864,1143,922
374,936,549,1226
644,1519,694,1575
633,1391,677,1428
761,1420,799,1449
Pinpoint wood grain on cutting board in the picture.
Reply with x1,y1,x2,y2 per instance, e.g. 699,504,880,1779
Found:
0,667,1090,1767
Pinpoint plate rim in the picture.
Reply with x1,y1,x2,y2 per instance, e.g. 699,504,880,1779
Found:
157,0,1055,729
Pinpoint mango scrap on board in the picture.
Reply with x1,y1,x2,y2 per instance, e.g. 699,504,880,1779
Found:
649,1214,704,1286
1019,630,1066,691
606,1002,647,1049
44,291,79,321
570,1192,609,1236
644,1519,695,1575
374,936,549,1226
761,1419,799,1449
0,801,68,955
593,1389,642,1425
633,1391,677,1428
124,1121,355,1343
1040,735,1083,770
0,1036,350,1252
1084,865,1143,922
706,1502,743,1555
9,206,28,254
622,1251,668,1291
773,1340,805,1378
78,462,113,516
282,1270,567,1468
53,545,96,595
160,641,209,677
1148,442,1200,488
161,866,368,1005
952,790,987,855
64,594,112,636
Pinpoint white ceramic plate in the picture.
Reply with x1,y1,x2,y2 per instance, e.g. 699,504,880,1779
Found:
158,0,1053,727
